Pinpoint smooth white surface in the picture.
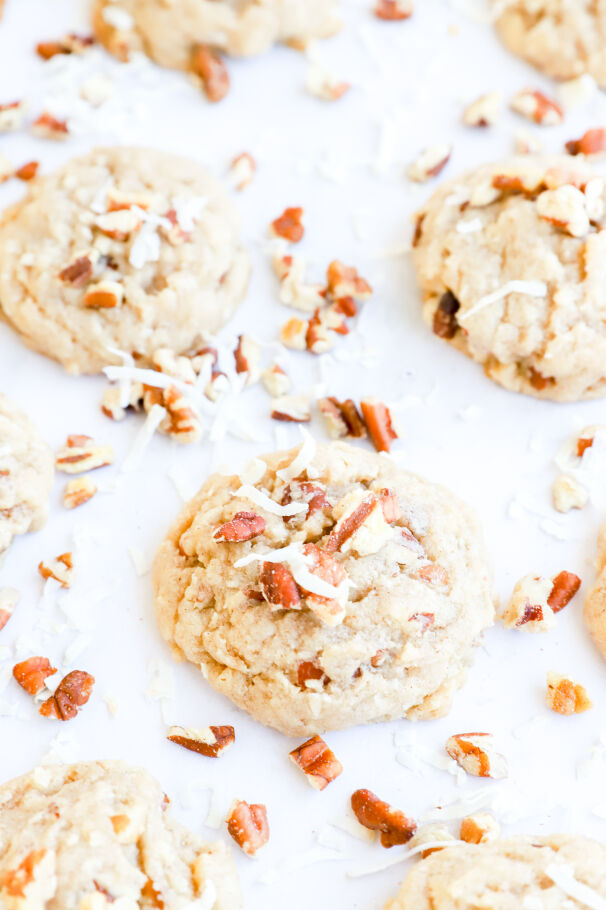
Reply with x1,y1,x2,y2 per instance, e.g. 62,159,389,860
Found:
1,1,606,908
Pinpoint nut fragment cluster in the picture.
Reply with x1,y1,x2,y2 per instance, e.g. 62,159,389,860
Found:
501,571,581,632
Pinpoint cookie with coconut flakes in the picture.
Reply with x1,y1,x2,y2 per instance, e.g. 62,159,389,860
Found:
494,1,606,88
0,147,250,375
385,835,606,910
0,760,241,909
0,393,53,555
93,0,341,67
152,439,494,737
412,156,606,401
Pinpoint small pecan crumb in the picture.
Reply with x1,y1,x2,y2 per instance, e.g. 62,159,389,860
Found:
289,735,343,790
417,563,449,587
39,670,95,720
59,255,94,288
271,207,304,243
1,850,48,898
510,88,563,126
15,160,39,181
326,261,371,301
527,365,555,391
38,552,74,588
0,100,27,132
374,0,413,19
297,660,330,689
306,65,350,101
56,435,114,473
0,588,19,632
101,382,144,421
260,562,302,611
446,733,508,779
280,317,308,351
360,398,398,452
552,474,588,513
351,789,417,847
548,570,581,613
167,724,235,757
214,512,266,543
318,397,367,439
144,385,202,445
229,152,256,190
261,363,291,397
576,430,599,457
536,186,590,237
234,334,261,385
36,34,93,59
546,672,592,715
408,144,452,182
271,394,312,423
13,657,57,695
226,800,269,856
191,45,230,102
64,476,97,509
460,813,501,844
83,280,124,309
566,128,606,157
462,92,501,127
31,112,69,140
300,542,348,626
433,290,460,339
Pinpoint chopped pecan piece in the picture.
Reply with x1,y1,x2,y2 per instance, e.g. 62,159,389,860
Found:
95,208,142,240
548,571,581,613
56,435,114,473
325,494,378,553
0,588,18,632
260,562,301,611
15,161,39,181
144,385,202,445
433,291,460,339
39,670,95,720
83,280,124,309
64,476,97,509
271,395,311,422
36,34,93,59
261,363,291,397
565,128,606,157
300,542,347,625
552,474,588,513
527,366,555,391
360,398,398,453
460,813,501,844
167,724,235,757
577,432,596,457
281,481,329,517
0,100,27,132
191,45,230,102
214,512,266,543
351,789,417,847
289,735,343,790
234,334,261,385
1,850,48,898
59,255,93,288
379,489,401,523
318,397,366,439
31,112,69,140
13,657,57,695
374,0,413,19
38,552,74,588
510,88,563,126
326,260,371,301
271,206,304,243
417,563,449,586
536,186,590,237
408,144,452,182
297,660,330,688
101,383,144,421
445,733,508,779
546,673,592,715
230,152,256,190
306,65,350,101
280,317,308,350
462,92,501,127
226,801,269,856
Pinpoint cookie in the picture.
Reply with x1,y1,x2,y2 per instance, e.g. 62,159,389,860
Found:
0,394,53,555
0,147,250,375
93,0,341,66
0,760,241,908
584,521,606,660
386,835,606,909
153,439,494,737
495,1,606,87
412,156,606,401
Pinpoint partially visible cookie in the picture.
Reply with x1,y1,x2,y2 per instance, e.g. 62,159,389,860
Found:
495,1,606,87
0,760,241,908
153,439,494,736
93,0,341,66
386,835,606,909
412,156,606,401
0,394,53,555
584,522,606,660
0,147,250,374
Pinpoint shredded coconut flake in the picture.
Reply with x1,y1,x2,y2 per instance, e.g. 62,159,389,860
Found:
101,5,135,29
235,542,349,602
233,485,306,517
121,404,166,473
276,428,318,482
458,280,547,323
545,864,606,910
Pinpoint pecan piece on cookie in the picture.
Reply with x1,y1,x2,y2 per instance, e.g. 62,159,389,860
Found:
167,725,235,757
289,735,342,790
351,789,417,847
214,512,266,543
260,562,302,611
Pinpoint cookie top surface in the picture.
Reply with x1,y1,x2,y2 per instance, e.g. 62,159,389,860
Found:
495,1,606,86
153,439,494,736
93,0,341,65
0,760,241,909
584,521,606,661
387,835,606,909
0,394,53,554
0,147,250,374
412,156,606,401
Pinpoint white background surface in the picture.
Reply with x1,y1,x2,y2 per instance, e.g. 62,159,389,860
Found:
1,1,606,907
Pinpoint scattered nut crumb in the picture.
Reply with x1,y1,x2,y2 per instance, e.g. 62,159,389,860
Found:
445,733,508,779
271,207,304,243
289,735,343,790
552,474,588,513
64,476,97,509
191,45,230,102
374,0,413,20
226,800,269,856
351,789,416,847
56,435,114,473
167,725,235,757
460,813,501,844
546,672,592,715
566,128,606,157
462,92,501,127
13,657,57,695
39,670,95,720
30,112,70,140
271,394,312,422
229,152,256,190
510,88,563,126
407,144,452,182
38,552,74,589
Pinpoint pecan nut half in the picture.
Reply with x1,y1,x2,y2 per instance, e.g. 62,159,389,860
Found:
214,512,266,543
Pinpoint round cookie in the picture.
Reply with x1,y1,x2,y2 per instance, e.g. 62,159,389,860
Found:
0,760,241,909
0,147,250,375
412,156,606,402
0,394,53,555
495,1,606,87
584,521,606,660
93,0,341,65
386,835,606,909
153,439,494,737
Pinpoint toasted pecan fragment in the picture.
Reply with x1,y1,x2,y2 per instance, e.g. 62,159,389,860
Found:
318,397,367,439
56,435,114,473
417,563,449,586
1,850,47,898
38,552,74,588
566,128,606,157
546,673,592,715
325,494,377,553
445,733,508,779
31,112,69,139
548,571,581,613
233,334,261,385
326,260,371,301
39,670,95,720
408,144,452,182
226,800,269,856
527,365,555,391
214,512,266,543
360,398,398,453
260,562,301,611
15,161,39,181
59,255,93,288
577,434,595,457
289,735,342,790
36,34,93,59
462,92,501,127
300,542,347,626
0,588,18,632
271,207,304,243
297,661,330,689
230,152,256,190
281,481,329,517
271,394,311,423
191,45,230,102
351,789,417,847
64,476,97,509
13,657,57,695
261,363,291,397
510,89,563,126
83,280,123,309
552,474,588,513
374,0,413,19
167,724,235,757
433,291,460,339
460,813,501,844
0,100,27,132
